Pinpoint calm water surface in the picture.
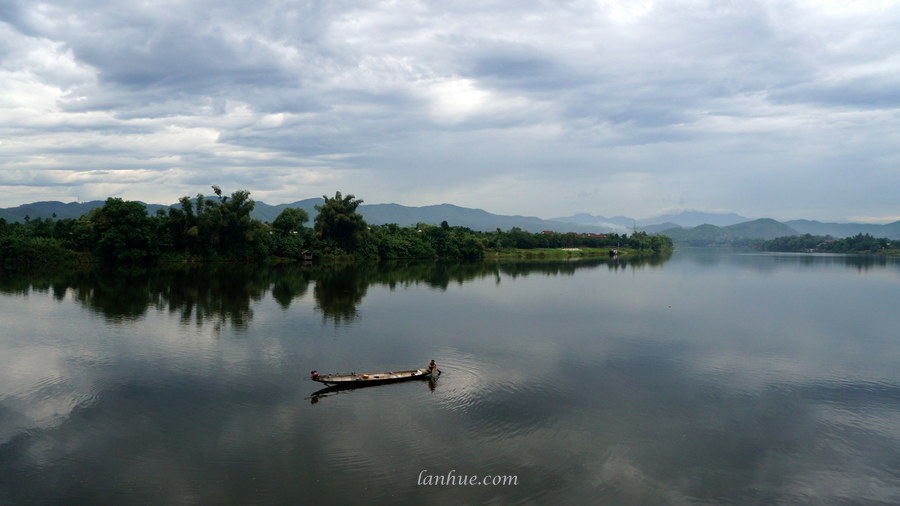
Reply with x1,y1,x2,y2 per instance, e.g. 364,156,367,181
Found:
1,249,898,504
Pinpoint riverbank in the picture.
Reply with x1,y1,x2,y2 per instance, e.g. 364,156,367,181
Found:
486,247,628,260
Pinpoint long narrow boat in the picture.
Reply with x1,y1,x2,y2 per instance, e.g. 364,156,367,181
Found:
310,368,433,386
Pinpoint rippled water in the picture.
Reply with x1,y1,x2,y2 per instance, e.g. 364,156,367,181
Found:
1,250,898,504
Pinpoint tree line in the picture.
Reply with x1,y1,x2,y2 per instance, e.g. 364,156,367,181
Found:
752,233,897,254
0,187,672,269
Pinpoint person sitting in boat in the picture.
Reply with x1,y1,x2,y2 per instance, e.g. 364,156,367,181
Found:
310,370,319,380
427,360,437,374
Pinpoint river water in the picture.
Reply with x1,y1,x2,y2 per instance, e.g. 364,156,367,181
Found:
1,249,898,504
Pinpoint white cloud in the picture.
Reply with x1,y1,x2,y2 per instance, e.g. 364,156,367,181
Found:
0,0,897,220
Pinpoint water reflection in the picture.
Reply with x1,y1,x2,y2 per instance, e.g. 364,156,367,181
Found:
312,266,369,324
0,253,674,326
1,249,899,504
679,248,900,273
2,248,895,331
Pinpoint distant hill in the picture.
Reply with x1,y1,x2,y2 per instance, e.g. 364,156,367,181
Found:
643,222,681,235
0,200,104,221
0,208,18,223
548,213,632,231
640,211,751,228
786,219,900,239
3,200,897,239
0,199,615,234
253,200,615,233
0,200,171,222
358,203,615,233
661,219,802,244
723,218,798,240
661,224,735,246
251,199,320,223
552,210,752,230
252,200,618,233
659,217,900,245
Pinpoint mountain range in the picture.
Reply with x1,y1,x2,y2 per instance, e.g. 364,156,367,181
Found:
541,211,900,240
653,217,900,242
2,200,898,240
551,210,752,230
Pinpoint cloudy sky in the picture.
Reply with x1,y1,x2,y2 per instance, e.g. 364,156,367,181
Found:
1,0,898,222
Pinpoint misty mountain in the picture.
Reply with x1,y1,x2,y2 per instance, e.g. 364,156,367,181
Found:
640,211,752,227
657,219,794,244
547,213,633,231
359,203,615,233
552,210,752,229
643,222,682,235
662,224,734,245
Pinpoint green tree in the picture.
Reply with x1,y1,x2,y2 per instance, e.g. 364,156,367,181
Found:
162,193,217,256
272,207,309,235
269,208,311,259
210,187,265,258
160,186,267,260
314,192,368,253
87,198,158,263
0,236,71,270
456,232,486,259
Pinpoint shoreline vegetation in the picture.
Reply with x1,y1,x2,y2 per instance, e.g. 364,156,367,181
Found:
663,226,898,255
1,187,673,270
749,234,900,256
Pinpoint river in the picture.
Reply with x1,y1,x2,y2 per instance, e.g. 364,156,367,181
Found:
1,249,898,504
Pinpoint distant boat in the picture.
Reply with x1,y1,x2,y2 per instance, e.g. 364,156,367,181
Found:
609,248,619,257
310,368,434,386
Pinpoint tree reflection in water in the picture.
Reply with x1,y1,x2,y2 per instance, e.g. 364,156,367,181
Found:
0,252,673,328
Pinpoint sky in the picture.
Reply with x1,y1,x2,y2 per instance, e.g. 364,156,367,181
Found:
1,0,898,223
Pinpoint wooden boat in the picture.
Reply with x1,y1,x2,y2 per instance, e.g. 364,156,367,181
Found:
310,368,433,386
